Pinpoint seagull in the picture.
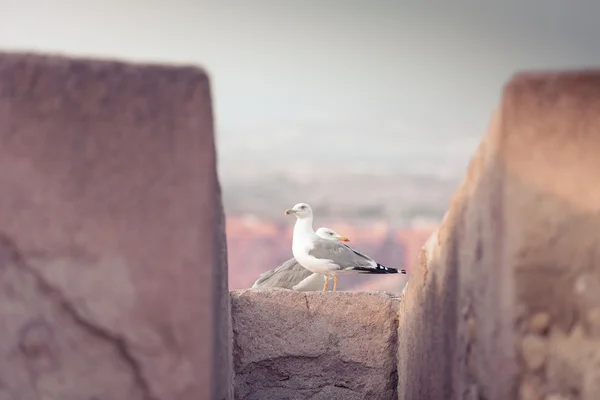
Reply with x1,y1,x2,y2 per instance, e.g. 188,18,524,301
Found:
251,227,350,291
285,202,406,292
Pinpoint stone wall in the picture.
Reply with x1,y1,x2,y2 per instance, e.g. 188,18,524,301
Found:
0,52,232,399
397,72,600,400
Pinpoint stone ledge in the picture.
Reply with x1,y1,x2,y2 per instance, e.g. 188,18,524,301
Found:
231,289,399,400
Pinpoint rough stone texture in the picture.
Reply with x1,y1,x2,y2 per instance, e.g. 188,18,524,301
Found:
397,71,600,400
521,335,547,372
0,52,232,399
528,312,551,335
231,289,399,400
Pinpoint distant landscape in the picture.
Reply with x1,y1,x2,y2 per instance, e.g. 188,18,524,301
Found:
221,170,460,222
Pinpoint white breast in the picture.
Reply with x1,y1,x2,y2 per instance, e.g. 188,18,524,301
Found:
292,239,336,275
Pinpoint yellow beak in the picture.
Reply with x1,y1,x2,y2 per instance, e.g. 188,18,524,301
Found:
339,236,350,242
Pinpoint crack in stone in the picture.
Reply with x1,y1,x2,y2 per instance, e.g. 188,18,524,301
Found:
0,234,158,400
304,294,310,311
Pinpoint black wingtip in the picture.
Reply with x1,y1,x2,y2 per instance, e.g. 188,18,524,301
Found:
400,269,407,274
352,263,400,274
376,263,399,274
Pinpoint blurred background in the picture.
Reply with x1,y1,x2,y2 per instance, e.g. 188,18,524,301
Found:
2,1,600,293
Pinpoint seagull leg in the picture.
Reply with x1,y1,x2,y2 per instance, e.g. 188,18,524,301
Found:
322,276,329,292
333,276,338,292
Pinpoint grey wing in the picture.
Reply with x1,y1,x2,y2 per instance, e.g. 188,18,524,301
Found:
341,243,376,262
252,258,313,289
252,269,276,288
308,237,377,270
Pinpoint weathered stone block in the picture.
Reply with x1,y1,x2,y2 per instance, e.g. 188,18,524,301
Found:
398,71,600,400
0,52,231,399
232,289,399,400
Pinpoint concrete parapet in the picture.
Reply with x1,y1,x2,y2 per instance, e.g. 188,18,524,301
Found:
0,52,231,399
398,71,600,400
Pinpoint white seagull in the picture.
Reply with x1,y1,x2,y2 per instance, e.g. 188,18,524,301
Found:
285,202,406,292
251,227,350,291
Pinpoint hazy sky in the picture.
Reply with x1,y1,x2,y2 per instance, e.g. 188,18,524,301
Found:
2,1,600,177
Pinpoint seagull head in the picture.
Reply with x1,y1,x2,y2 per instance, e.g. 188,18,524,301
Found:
285,202,313,219
315,227,350,242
